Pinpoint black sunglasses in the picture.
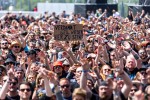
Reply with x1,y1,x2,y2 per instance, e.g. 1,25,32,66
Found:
2,42,8,45
14,46,20,48
63,65,70,67
6,62,14,65
27,53,35,56
20,88,31,92
54,66,62,69
9,82,17,85
60,84,70,88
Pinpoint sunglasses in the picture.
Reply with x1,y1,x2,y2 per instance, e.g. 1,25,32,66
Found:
54,66,62,69
9,82,17,85
14,46,20,48
63,65,70,67
27,53,35,56
6,62,14,65
60,84,70,88
20,88,31,92
1,42,8,45
76,70,83,73
131,89,137,92
104,69,111,71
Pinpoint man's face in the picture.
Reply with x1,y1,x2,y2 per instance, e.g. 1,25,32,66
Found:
60,80,71,97
1,41,8,49
54,66,63,74
99,86,110,99
6,62,14,71
19,84,31,100
126,57,136,71
8,79,18,92
75,67,83,80
138,49,147,59
11,45,21,53
27,75,35,83
14,71,24,80
63,65,70,72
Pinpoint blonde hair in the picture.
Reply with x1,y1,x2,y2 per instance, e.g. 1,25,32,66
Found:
73,88,87,100
126,54,137,67
100,64,111,80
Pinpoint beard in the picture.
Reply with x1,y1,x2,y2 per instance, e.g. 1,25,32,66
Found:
99,93,108,100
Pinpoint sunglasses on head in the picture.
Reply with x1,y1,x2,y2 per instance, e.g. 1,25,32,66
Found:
60,84,70,88
20,88,31,92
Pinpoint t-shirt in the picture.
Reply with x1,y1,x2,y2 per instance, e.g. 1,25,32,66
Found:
5,95,20,100
91,92,127,100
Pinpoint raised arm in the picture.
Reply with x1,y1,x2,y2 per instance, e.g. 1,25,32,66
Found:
118,58,132,99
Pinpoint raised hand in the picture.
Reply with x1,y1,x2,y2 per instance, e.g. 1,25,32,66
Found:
7,69,15,79
121,41,131,51
80,58,90,71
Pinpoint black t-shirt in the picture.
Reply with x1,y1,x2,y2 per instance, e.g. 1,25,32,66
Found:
5,95,20,100
6,50,16,61
5,95,51,100
90,92,127,100
7,48,24,61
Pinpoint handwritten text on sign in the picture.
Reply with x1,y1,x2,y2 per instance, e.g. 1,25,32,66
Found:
54,24,83,41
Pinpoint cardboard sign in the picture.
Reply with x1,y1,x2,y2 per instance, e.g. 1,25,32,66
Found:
54,24,83,41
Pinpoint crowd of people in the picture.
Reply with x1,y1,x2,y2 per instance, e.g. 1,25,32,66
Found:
0,8,149,100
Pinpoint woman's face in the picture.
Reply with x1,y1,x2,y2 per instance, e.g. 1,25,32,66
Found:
87,45,95,53
73,95,85,100
30,64,39,72
102,65,111,76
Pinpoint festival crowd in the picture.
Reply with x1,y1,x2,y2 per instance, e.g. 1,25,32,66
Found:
0,8,149,100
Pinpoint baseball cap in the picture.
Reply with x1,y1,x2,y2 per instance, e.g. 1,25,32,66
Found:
53,61,63,66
